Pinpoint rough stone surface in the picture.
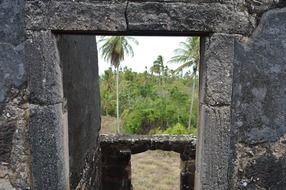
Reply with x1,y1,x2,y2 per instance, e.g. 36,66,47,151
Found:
1,0,286,190
26,1,127,31
29,103,67,190
202,34,241,106
101,149,132,190
231,7,286,189
26,30,63,105
127,2,252,34
0,87,32,189
0,0,31,189
0,43,26,107
24,0,286,35
100,135,196,155
101,135,196,190
0,0,25,45
195,34,238,190
57,34,101,189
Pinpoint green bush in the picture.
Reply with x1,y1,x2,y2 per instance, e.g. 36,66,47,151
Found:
161,123,189,135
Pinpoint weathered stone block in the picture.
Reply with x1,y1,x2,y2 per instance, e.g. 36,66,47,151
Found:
0,43,26,105
26,1,127,31
0,122,16,162
56,34,101,189
26,31,63,105
233,7,286,145
29,103,67,190
231,7,286,189
195,105,231,190
127,2,252,34
202,34,240,106
0,0,25,45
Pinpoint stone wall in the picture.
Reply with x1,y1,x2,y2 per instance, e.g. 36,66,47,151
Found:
0,0,31,189
0,0,286,190
100,135,196,190
231,7,286,189
57,34,101,190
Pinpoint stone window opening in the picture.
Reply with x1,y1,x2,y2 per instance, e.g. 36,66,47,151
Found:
100,135,196,190
97,35,200,190
56,34,201,190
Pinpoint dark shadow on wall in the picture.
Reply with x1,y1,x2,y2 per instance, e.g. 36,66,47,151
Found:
56,34,101,189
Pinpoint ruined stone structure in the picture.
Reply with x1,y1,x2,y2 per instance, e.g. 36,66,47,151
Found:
1,0,286,190
100,135,196,190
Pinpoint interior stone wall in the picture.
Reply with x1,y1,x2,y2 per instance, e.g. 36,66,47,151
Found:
231,7,286,189
0,0,31,189
0,0,285,190
100,135,196,190
57,34,101,190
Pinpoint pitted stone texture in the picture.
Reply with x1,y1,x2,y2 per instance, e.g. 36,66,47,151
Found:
0,43,26,109
0,0,25,45
195,34,236,190
24,0,285,35
57,34,101,189
127,2,253,34
0,87,31,189
26,1,127,31
233,7,286,145
30,103,67,190
232,7,286,189
26,31,63,105
100,135,196,155
202,34,240,106
195,105,231,190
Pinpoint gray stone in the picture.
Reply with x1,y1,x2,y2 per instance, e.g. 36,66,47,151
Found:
233,7,286,144
100,135,196,155
202,34,240,106
29,103,67,190
0,122,16,162
26,31,63,105
231,7,286,190
0,86,31,189
101,135,196,190
195,105,231,190
0,43,26,106
127,2,253,35
0,0,25,45
56,34,101,189
26,1,127,31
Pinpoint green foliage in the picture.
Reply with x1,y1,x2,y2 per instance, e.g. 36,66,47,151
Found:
162,123,190,135
100,66,199,135
99,37,200,135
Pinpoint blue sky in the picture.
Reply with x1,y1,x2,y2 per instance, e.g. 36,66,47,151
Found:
97,36,189,75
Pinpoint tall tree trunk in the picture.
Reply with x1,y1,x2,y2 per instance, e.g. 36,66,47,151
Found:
188,74,196,129
116,66,120,134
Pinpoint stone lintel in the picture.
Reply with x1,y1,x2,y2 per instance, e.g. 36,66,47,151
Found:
25,0,255,35
100,135,196,155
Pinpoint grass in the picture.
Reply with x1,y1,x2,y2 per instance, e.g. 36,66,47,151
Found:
101,116,181,190
131,150,180,190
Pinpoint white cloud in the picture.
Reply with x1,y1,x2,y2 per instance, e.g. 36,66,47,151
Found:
97,36,189,75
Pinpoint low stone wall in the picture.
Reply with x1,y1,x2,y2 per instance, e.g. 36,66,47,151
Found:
100,135,196,190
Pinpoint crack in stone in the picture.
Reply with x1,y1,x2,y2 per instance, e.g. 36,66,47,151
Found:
125,0,129,31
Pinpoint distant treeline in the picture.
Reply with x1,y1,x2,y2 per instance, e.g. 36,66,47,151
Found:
100,66,199,135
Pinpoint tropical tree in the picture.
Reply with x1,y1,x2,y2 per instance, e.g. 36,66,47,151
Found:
151,55,164,85
169,37,200,72
169,37,200,129
98,36,138,133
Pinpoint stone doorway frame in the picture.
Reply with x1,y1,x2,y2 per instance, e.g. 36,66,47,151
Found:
25,1,250,189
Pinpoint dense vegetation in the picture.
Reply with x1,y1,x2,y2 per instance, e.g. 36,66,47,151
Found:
99,37,199,135
100,66,199,135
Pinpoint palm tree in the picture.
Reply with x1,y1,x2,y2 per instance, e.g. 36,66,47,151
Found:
151,55,164,85
98,36,138,134
169,37,200,129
